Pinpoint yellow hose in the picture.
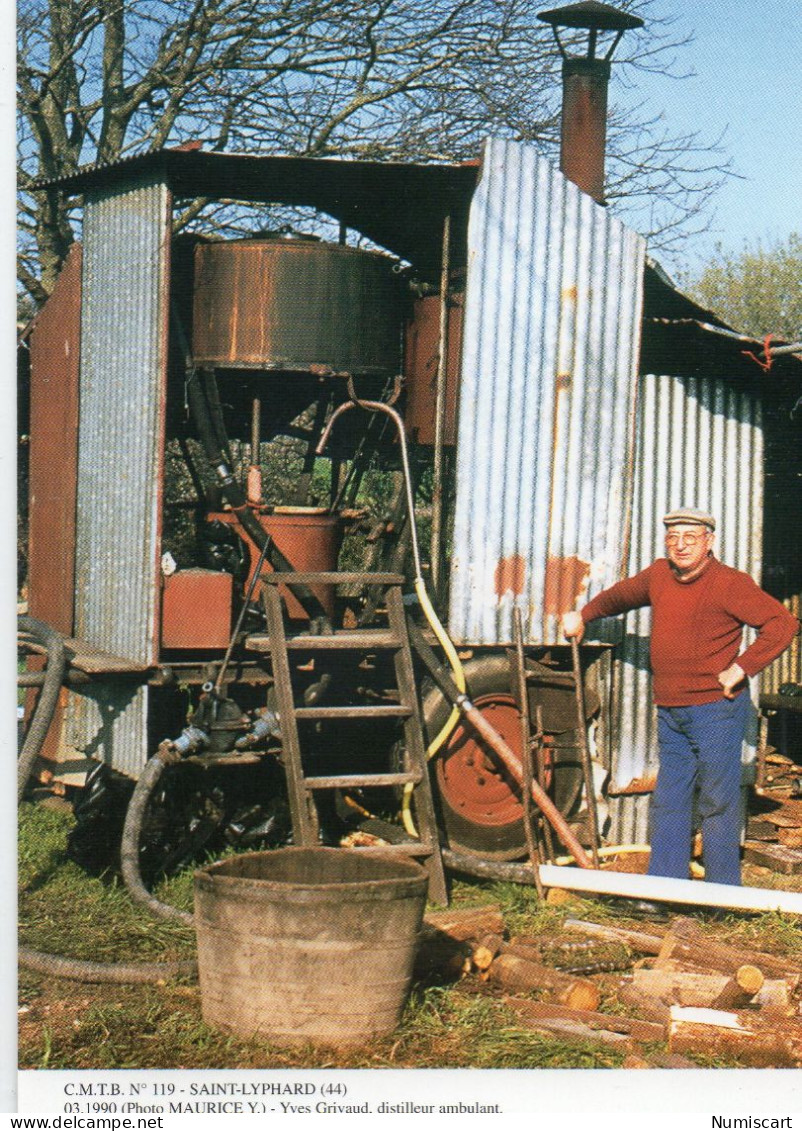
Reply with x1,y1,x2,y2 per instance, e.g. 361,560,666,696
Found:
552,843,705,878
553,844,650,866
401,579,466,836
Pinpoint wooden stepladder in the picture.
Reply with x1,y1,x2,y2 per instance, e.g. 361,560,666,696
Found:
250,571,448,905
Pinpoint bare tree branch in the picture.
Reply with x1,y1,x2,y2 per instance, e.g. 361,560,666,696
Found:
18,0,732,301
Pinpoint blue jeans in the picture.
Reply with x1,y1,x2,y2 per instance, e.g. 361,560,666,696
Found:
648,692,749,886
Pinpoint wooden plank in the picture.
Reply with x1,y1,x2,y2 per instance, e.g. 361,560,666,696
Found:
304,772,419,789
62,637,150,674
293,704,412,719
245,629,400,651
742,841,802,875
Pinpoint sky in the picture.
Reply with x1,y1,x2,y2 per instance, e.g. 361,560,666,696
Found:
616,0,802,280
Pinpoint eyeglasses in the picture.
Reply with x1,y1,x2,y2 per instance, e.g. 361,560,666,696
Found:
665,532,708,547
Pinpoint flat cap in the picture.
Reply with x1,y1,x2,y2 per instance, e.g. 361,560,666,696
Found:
663,507,716,531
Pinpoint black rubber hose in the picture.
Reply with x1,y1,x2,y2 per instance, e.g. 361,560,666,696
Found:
120,754,195,927
17,616,66,802
18,947,196,984
185,369,330,627
20,754,198,985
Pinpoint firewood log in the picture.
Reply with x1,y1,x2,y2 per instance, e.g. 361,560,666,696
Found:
422,904,504,942
488,953,600,1010
655,930,801,984
633,966,762,1009
710,965,764,1010
563,918,666,955
668,1006,802,1067
416,906,505,980
503,996,666,1042
471,933,504,971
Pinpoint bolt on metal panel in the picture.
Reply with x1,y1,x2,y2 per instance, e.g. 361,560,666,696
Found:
448,136,646,647
71,175,171,775
606,372,764,845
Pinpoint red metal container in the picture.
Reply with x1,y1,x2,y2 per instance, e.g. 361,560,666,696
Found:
207,508,342,620
161,569,233,650
192,238,402,374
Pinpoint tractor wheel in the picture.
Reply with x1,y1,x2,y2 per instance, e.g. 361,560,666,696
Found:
423,653,585,861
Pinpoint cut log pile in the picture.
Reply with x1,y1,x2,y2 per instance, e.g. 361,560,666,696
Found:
416,904,802,1066
747,751,802,874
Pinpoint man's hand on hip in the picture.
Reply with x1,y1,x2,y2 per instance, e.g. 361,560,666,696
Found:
561,610,585,642
717,662,746,699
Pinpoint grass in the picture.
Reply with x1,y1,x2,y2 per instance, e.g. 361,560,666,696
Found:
17,800,802,1071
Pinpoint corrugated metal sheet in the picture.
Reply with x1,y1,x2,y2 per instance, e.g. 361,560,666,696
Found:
71,175,171,775
606,372,764,844
64,684,149,779
763,593,801,693
448,137,646,646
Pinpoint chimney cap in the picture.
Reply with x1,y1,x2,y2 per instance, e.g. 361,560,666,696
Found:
538,1,644,33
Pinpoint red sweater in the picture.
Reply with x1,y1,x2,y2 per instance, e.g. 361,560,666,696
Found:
582,556,799,706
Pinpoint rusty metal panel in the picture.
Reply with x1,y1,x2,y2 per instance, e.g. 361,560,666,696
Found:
403,294,463,447
27,243,82,635
71,175,171,775
448,137,646,646
192,239,402,373
606,372,764,844
161,570,233,650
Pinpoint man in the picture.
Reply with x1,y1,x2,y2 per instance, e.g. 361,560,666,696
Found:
562,507,799,889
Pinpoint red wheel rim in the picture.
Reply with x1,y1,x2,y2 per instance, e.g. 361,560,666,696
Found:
435,693,554,829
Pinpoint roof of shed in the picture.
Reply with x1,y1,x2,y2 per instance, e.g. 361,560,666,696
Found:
37,145,802,385
35,147,478,278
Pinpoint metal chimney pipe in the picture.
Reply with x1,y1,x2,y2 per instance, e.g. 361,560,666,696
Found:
559,55,611,203
538,2,644,204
